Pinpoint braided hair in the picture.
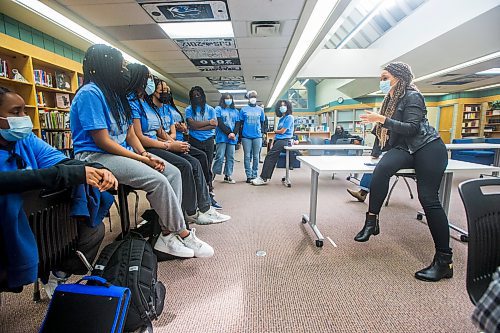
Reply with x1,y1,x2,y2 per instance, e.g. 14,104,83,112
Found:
0,86,11,107
189,86,206,115
376,62,419,148
82,44,131,132
126,63,149,97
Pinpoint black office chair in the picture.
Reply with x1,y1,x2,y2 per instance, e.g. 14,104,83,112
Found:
458,178,500,305
385,173,416,206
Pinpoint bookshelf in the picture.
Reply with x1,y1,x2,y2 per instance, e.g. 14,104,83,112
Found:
484,101,500,138
461,104,481,137
0,32,82,154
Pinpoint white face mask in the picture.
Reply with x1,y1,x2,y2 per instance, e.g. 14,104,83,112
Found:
0,116,33,141
249,97,257,105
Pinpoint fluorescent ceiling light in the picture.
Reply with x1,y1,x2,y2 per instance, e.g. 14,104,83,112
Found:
159,22,234,39
219,89,247,94
267,0,340,107
414,52,500,82
12,0,140,64
476,68,500,75
466,83,500,91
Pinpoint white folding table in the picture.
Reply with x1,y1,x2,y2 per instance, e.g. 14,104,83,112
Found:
297,155,500,247
282,144,372,187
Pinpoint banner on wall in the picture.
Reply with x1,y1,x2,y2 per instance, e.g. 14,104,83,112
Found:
174,38,236,49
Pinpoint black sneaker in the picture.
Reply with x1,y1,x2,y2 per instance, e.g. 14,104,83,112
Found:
224,176,236,184
246,178,252,183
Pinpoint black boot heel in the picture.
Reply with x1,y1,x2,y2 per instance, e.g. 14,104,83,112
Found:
354,213,379,242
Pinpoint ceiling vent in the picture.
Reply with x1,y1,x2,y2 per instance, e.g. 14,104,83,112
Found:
251,21,280,37
252,75,269,81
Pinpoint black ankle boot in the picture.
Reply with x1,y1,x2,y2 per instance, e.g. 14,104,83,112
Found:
414,251,453,282
354,213,379,242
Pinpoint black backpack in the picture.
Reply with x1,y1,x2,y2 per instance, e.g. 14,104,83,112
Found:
92,233,166,333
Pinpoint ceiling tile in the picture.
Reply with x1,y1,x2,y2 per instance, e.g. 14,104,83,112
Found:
232,19,298,38
121,39,179,52
101,24,167,41
67,3,154,26
143,51,187,61
227,0,305,21
56,0,134,4
236,37,291,49
239,47,287,59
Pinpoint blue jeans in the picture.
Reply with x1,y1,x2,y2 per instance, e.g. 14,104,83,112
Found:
212,142,236,177
360,174,372,192
242,137,262,179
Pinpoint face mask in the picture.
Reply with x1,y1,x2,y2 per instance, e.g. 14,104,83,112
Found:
249,97,257,105
120,69,131,90
279,105,287,114
0,116,33,141
224,99,232,106
159,92,171,104
145,78,155,95
379,80,391,94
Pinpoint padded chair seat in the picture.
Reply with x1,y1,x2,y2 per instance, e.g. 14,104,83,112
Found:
457,150,495,157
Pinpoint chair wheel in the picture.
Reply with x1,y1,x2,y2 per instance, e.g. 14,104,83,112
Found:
416,213,423,221
460,235,469,242
282,177,286,181
316,240,323,247
287,184,291,188
301,217,307,224
346,176,351,181
479,175,484,178
331,174,335,180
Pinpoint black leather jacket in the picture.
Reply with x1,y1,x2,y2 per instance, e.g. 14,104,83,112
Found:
372,89,439,157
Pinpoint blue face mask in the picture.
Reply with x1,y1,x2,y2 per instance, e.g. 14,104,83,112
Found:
145,78,155,96
224,99,232,106
0,116,33,141
379,80,391,94
279,105,287,114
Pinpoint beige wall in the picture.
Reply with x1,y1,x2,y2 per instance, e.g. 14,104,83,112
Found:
427,106,439,128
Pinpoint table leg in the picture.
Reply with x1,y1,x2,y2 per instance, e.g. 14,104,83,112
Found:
493,148,499,177
282,149,292,187
301,169,324,247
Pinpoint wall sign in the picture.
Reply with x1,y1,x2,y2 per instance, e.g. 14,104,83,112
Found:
197,65,242,72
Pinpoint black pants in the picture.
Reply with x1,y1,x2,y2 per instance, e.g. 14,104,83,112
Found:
369,139,450,251
59,222,105,275
147,148,211,216
260,139,288,180
189,136,215,192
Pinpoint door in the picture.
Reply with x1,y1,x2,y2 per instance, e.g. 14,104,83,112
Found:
439,106,454,143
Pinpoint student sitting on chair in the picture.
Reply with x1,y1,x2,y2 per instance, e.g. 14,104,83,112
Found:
252,100,294,186
0,85,118,297
126,64,229,225
70,44,214,259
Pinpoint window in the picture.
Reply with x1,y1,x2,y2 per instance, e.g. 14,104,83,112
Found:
287,87,308,109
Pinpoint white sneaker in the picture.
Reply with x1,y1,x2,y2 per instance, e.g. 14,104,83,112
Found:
43,271,68,299
223,176,236,184
154,233,194,258
251,177,269,186
196,207,231,225
182,228,214,258
185,212,199,224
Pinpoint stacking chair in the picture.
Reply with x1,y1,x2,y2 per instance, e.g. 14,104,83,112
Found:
458,178,500,305
23,188,78,302
385,173,416,206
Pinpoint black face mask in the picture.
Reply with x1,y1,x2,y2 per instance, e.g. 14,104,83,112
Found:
192,96,202,105
120,69,131,91
159,92,171,104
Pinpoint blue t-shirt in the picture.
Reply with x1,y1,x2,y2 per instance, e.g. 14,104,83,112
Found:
185,104,217,142
240,105,265,139
129,95,162,140
215,106,239,144
0,133,66,172
70,83,130,154
168,107,185,142
275,115,295,140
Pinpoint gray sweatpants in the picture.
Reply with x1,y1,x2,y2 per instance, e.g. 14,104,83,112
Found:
76,152,186,233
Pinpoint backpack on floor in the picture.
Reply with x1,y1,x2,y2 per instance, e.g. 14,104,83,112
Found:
92,233,166,333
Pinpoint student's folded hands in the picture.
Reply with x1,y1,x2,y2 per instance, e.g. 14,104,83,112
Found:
85,166,118,192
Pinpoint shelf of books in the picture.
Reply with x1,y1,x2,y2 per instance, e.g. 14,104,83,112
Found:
461,104,482,137
484,101,500,138
0,32,82,155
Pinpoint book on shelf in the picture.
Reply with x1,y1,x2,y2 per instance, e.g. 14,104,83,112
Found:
0,59,9,78
34,69,53,87
36,91,46,107
55,72,71,90
41,130,72,150
55,93,71,108
39,110,70,130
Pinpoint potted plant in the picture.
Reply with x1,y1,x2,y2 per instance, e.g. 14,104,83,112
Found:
492,100,500,110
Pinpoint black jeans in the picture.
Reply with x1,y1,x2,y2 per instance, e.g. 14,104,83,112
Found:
147,148,211,216
189,136,215,192
260,139,288,180
368,139,450,251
